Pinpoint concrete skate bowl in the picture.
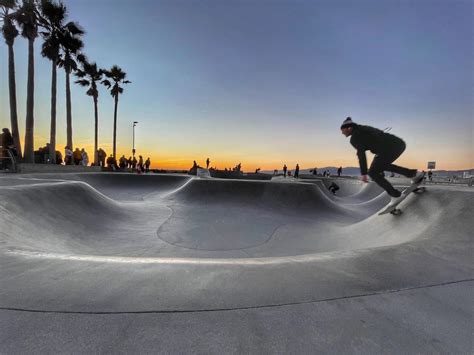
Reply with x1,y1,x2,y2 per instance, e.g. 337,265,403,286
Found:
0,173,472,313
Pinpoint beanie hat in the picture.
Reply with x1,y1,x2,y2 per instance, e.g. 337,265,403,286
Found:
340,117,356,129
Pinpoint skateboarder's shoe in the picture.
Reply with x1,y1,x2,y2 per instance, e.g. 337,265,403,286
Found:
389,193,405,206
411,171,425,185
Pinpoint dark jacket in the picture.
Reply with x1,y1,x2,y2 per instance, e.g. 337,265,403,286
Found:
1,131,13,149
350,124,404,175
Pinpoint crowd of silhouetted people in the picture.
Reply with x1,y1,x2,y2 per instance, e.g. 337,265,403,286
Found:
1,127,153,173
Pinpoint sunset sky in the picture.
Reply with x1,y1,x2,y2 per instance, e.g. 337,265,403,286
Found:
0,0,472,171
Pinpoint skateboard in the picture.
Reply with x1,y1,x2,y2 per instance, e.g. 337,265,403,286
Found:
378,183,426,216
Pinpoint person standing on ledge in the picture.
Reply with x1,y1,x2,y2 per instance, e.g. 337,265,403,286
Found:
340,117,424,203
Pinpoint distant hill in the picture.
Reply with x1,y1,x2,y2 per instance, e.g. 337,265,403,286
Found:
261,166,360,175
262,167,473,177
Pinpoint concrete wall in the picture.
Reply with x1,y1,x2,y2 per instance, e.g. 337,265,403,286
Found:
17,164,102,174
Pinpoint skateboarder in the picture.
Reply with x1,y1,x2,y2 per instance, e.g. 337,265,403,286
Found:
328,182,340,195
340,117,424,203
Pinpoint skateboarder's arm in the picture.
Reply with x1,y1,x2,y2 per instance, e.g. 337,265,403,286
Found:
357,150,368,175
350,135,368,176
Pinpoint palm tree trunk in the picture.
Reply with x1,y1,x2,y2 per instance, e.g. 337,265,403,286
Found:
93,95,99,165
113,94,118,159
23,38,35,163
49,59,57,164
8,43,22,159
66,68,73,149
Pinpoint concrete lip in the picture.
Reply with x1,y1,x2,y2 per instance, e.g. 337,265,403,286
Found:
0,173,472,317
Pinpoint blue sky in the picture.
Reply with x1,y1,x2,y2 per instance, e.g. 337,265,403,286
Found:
1,0,472,170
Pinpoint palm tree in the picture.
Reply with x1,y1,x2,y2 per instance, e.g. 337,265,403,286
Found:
57,21,84,151
15,0,38,163
1,0,22,158
102,65,131,159
38,0,67,164
75,59,103,165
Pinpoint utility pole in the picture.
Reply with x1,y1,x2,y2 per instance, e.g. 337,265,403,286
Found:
132,121,138,158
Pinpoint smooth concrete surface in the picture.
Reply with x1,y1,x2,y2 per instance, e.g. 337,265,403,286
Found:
16,163,102,174
0,172,472,353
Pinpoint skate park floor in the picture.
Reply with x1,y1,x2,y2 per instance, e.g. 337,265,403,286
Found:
0,172,472,353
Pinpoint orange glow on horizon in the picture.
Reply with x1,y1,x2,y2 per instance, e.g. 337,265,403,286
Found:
9,132,474,172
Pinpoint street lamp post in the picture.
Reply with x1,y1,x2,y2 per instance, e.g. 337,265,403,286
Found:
132,121,138,158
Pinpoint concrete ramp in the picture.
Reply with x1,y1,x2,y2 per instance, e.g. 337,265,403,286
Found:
0,173,472,320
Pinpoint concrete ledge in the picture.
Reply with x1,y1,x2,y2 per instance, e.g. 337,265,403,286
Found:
17,163,102,174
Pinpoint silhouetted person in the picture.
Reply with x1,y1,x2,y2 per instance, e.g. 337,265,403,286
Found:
145,157,151,172
337,166,342,177
97,148,106,167
81,149,89,166
341,117,424,203
1,128,14,150
119,155,127,169
73,148,82,165
106,154,117,170
283,164,287,177
34,147,45,164
1,128,14,169
127,156,132,169
55,151,63,165
328,182,340,195
43,143,51,163
64,146,73,165
295,164,300,178
206,158,210,169
132,156,137,170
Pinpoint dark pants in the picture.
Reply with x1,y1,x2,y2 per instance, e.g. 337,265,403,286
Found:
368,140,416,197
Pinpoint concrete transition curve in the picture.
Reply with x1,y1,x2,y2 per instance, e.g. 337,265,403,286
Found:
0,173,472,315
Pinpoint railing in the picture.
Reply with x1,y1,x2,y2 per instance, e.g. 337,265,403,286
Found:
0,147,17,172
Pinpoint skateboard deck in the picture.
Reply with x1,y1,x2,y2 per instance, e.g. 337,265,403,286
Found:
378,183,426,216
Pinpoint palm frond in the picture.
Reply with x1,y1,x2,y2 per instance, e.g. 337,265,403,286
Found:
101,79,111,88
15,0,39,40
74,68,86,78
64,20,84,35
41,36,60,59
76,52,87,64
86,87,97,97
0,0,17,10
39,0,66,28
74,79,90,87
1,14,19,45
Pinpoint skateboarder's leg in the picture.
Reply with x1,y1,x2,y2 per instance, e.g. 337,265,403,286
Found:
385,163,417,178
382,141,417,178
369,156,402,197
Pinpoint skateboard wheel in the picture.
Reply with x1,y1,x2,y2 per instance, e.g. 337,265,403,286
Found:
390,209,403,215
